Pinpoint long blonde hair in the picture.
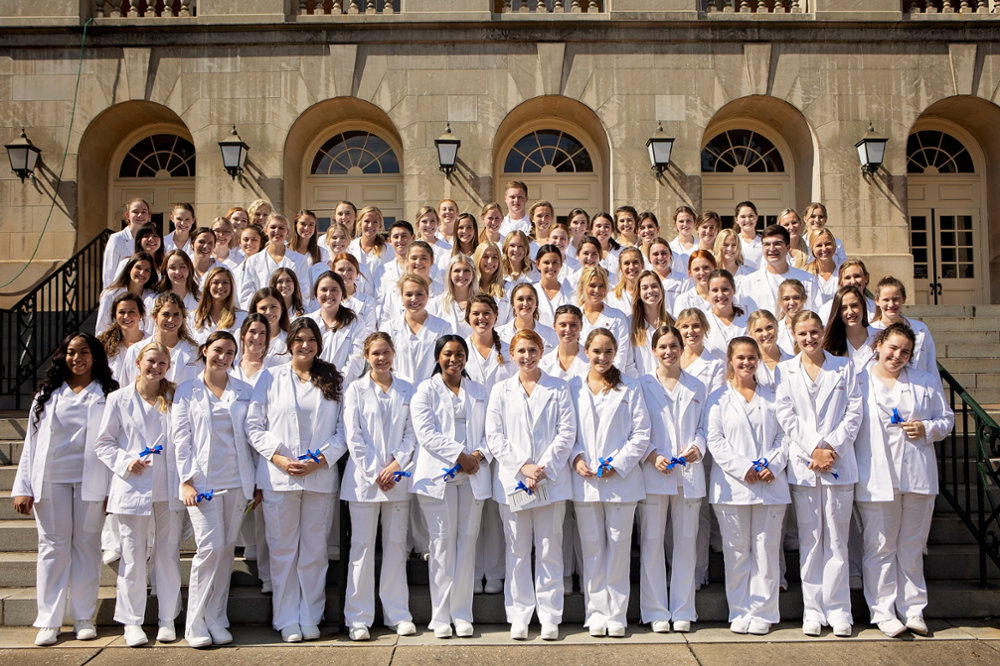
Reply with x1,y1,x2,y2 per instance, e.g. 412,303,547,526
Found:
355,206,387,257
135,342,176,413
805,228,837,276
612,247,644,300
501,231,534,278
713,227,745,268
473,241,506,300
193,266,238,331
442,253,479,310
575,265,610,307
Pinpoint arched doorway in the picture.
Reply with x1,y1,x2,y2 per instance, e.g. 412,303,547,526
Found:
111,128,196,234
302,126,404,230
907,126,986,305
700,124,793,230
493,96,610,221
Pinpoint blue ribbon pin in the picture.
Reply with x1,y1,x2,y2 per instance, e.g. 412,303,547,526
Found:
830,468,840,480
197,490,215,503
442,464,461,481
139,444,163,458
298,449,323,464
516,480,534,496
597,456,614,478
392,470,412,482
890,408,904,425
753,458,769,473
667,456,687,471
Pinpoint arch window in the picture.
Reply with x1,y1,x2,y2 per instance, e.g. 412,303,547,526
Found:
701,129,785,173
906,130,975,174
118,134,196,178
310,131,400,175
503,130,593,173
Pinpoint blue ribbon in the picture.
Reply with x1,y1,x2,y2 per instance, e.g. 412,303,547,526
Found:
890,408,904,425
392,470,411,482
516,480,534,496
297,449,323,464
139,444,162,458
830,468,840,480
753,458,769,473
196,490,215,503
667,456,687,471
597,456,614,478
442,464,461,481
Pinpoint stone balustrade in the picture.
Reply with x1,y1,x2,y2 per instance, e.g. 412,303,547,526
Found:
903,0,996,12
298,0,398,15
704,0,805,12
95,0,195,17
500,0,606,12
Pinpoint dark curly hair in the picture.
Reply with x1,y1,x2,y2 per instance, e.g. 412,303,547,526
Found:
286,317,343,402
33,333,118,426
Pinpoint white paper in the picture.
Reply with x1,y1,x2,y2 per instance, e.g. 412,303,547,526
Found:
507,480,552,513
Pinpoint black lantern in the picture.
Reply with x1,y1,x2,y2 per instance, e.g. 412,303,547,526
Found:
218,125,249,181
646,122,675,179
6,128,41,183
855,122,888,175
435,123,461,180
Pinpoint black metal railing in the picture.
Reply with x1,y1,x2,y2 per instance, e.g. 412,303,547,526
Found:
937,362,1000,584
0,229,112,410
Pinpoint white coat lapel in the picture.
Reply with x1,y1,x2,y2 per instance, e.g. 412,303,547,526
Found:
727,386,760,455
595,385,627,448
121,389,150,451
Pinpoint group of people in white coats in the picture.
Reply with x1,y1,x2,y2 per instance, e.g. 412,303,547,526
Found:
14,186,954,647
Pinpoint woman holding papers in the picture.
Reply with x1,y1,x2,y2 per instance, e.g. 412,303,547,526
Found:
485,330,577,641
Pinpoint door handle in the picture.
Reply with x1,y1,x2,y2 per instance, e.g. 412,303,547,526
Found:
928,281,943,296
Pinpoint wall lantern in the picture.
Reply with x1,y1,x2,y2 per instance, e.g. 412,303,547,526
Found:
218,125,249,181
435,123,461,180
646,122,675,179
855,121,888,175
6,128,41,183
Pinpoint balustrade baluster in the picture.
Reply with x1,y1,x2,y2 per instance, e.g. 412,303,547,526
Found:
367,0,377,13
95,0,105,18
943,0,955,11
348,0,359,13
775,0,787,12
180,0,192,16
554,0,564,12
587,0,599,10
128,0,140,17
739,0,751,11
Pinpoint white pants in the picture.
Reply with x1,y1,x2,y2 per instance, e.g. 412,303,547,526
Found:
475,498,506,582
857,493,935,623
418,483,484,629
791,484,854,626
262,489,334,631
562,501,584,577
344,500,412,629
185,488,246,639
575,501,636,627
499,501,566,624
714,503,785,624
239,506,271,585
33,482,103,628
101,513,120,553
638,490,701,623
115,501,183,625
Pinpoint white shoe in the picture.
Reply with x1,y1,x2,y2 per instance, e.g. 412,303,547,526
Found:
832,623,852,637
280,624,303,643
473,579,484,594
905,616,928,636
607,621,625,638
802,621,822,636
34,627,60,646
510,622,528,640
454,620,473,637
349,627,370,641
484,579,503,594
730,618,750,634
102,550,121,565
156,620,176,643
74,620,97,641
748,618,770,635
261,581,273,594
301,624,320,641
210,626,233,645
563,576,573,596
187,634,212,648
395,621,416,636
651,620,671,633
878,619,907,637
672,620,691,633
124,624,148,647
541,623,558,640
433,625,453,639
589,622,607,637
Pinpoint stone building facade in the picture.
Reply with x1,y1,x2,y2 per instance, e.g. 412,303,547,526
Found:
1,0,999,307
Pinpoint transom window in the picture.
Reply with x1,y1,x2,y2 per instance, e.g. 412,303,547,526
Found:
310,131,400,175
701,130,785,173
504,130,594,173
118,134,196,178
907,130,975,174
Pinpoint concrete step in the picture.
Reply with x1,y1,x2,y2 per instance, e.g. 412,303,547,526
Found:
927,516,979,545
940,358,1000,374
926,331,1000,345
0,492,33,520
0,466,16,492
916,316,1000,332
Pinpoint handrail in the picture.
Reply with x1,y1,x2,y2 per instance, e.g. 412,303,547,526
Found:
937,362,1000,584
0,229,112,410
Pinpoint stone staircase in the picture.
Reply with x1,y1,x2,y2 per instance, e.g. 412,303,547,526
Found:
1,410,998,629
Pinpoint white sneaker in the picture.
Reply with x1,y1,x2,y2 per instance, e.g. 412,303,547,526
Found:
563,576,573,596
156,620,176,642
102,550,121,565
210,626,233,645
484,579,503,594
607,621,626,637
433,625,453,639
473,579,484,594
280,624,303,643
905,616,928,636
832,623,852,637
650,620,671,633
454,620,473,637
510,622,528,640
878,619,907,637
74,620,97,640
124,624,148,647
34,627,59,646
748,618,770,635
672,620,691,633
541,623,558,641
187,634,212,648
349,626,370,641
730,618,750,634
395,621,416,636
300,624,320,640
802,620,822,636
589,622,607,637
261,581,273,594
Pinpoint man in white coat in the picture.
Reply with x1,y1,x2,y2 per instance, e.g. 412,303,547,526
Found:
742,225,823,317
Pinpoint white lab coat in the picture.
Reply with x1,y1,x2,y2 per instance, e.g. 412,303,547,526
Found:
463,336,517,391
172,374,256,501
236,249,312,310
637,372,707,499
188,310,248,345
120,336,202,387
378,313,454,385
245,364,347,494
569,375,650,503
341,375,418,503
774,352,863,487
869,317,939,378
536,279,575,327
410,375,493,501
497,320,559,354
102,228,137,288
742,264,823,318
343,291,379,336
485,372,577,504
539,347,590,381
683,349,725,396
427,295,470,337
95,287,155,336
347,238,395,279
304,310,366,384
754,350,793,391
704,311,749,362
